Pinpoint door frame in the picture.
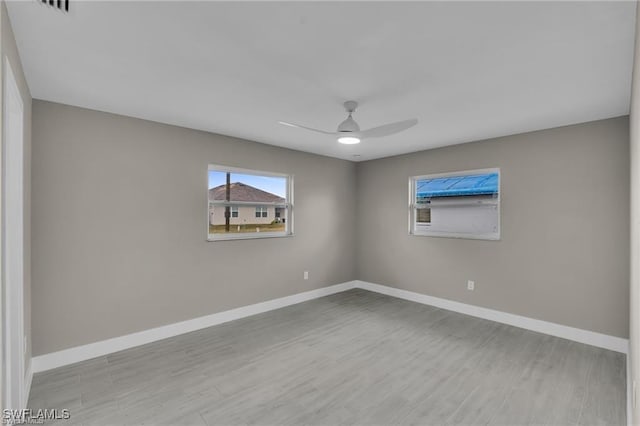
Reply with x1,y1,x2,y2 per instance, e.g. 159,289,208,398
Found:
3,55,25,411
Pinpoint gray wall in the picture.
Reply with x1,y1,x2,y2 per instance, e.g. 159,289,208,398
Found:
356,117,630,338
32,100,630,356
1,0,32,380
31,100,356,356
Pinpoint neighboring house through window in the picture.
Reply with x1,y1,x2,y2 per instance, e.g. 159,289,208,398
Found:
409,168,500,240
208,165,293,240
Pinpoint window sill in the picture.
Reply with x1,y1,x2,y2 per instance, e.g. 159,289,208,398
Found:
410,231,500,241
207,232,294,242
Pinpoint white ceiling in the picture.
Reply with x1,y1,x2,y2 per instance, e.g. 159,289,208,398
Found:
6,1,637,161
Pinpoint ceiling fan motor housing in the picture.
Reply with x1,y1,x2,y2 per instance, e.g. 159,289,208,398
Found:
338,115,360,133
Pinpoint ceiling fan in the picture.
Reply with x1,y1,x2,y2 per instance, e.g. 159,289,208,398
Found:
279,101,418,145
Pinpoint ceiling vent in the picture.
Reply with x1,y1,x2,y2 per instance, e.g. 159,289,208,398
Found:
40,0,69,13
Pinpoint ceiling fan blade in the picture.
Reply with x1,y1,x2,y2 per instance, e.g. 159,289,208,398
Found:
278,121,335,135
360,118,418,139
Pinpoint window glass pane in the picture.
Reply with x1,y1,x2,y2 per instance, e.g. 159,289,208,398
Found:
208,167,291,240
209,205,288,235
208,171,286,203
416,172,498,200
411,169,500,240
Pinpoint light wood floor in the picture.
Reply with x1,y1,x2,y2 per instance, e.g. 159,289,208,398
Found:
28,289,626,425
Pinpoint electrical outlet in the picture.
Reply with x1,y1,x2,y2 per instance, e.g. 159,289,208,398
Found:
467,280,475,291
304,271,309,280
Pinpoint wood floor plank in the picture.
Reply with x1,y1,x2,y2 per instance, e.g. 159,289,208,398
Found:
28,289,626,425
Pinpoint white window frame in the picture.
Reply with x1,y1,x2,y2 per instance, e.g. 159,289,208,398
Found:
255,206,268,218
230,206,239,218
409,168,500,241
208,165,294,241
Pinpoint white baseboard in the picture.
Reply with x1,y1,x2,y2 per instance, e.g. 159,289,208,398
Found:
23,361,32,408
31,281,357,373
32,279,628,374
356,280,629,354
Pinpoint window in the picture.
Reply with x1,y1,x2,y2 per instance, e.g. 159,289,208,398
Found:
416,207,431,224
410,168,500,240
208,165,293,241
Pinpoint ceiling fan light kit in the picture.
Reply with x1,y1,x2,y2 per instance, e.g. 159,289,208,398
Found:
279,100,417,146
337,136,361,145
